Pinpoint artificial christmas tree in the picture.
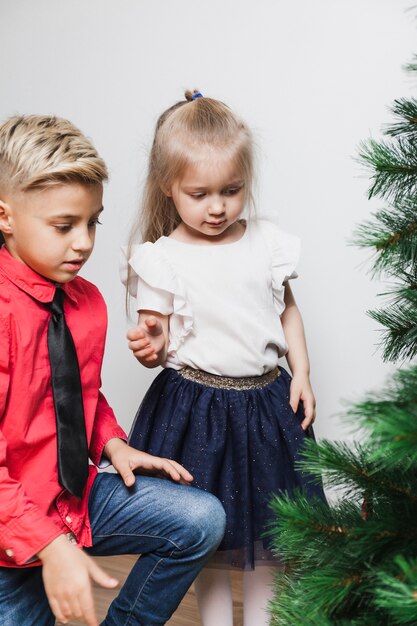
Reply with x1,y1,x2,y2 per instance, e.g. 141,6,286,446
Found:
269,59,417,625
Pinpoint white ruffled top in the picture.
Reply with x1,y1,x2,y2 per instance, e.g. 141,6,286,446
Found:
121,219,300,377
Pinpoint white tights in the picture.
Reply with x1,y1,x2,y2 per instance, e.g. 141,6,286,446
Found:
194,566,276,626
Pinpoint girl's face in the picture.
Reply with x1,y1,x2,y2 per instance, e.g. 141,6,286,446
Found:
167,150,246,243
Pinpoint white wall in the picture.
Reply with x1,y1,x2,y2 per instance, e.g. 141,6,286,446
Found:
0,0,415,440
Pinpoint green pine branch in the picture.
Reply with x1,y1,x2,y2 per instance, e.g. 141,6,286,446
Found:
375,556,417,624
353,196,417,276
386,98,417,138
347,366,417,467
268,489,417,623
353,192,417,359
368,301,417,361
270,489,417,570
298,439,417,503
359,138,417,202
404,53,417,74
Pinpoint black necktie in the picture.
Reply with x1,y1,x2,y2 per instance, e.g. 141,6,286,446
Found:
47,288,89,498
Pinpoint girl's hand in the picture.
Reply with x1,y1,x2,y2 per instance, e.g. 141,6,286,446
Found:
104,438,194,487
127,315,167,367
289,373,316,431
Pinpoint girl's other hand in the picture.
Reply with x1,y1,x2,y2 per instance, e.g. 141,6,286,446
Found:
127,314,167,367
289,373,316,431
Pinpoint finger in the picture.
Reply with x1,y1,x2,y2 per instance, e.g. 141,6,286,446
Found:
118,463,136,487
289,389,300,414
142,353,158,362
133,346,156,359
68,597,83,620
89,562,119,590
78,588,99,626
159,459,190,482
145,316,157,328
168,459,193,482
138,456,182,482
48,597,67,624
300,397,315,429
128,338,152,352
145,317,163,336
127,328,145,341
60,599,75,619
301,415,315,431
302,398,315,421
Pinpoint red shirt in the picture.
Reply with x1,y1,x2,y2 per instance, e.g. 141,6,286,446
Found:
0,246,127,567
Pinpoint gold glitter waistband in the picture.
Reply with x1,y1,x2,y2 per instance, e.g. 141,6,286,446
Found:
178,367,280,390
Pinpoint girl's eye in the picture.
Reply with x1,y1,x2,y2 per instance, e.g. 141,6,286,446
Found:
223,186,242,196
190,193,206,199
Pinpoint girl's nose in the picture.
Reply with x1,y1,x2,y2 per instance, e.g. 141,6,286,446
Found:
208,197,225,215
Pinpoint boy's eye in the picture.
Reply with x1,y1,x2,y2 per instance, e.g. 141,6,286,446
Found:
88,218,103,228
54,224,72,233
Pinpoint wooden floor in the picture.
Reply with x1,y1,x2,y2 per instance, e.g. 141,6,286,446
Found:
66,555,243,625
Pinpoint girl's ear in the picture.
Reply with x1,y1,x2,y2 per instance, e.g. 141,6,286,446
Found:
159,182,172,197
0,200,12,234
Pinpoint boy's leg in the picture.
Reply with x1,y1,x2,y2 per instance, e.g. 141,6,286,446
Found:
0,566,55,626
87,473,226,626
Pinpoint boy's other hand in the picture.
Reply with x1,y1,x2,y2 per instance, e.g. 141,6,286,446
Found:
39,534,118,626
104,438,193,487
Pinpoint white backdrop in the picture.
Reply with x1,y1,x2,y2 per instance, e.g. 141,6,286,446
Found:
1,0,415,439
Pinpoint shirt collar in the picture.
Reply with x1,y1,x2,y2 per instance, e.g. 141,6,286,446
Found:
0,245,79,304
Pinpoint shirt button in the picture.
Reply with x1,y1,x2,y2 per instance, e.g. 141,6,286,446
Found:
65,515,72,524
5,549,13,557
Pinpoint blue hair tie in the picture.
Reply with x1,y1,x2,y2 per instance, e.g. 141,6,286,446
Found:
191,92,203,100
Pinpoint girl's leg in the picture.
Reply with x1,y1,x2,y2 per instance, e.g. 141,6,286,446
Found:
243,567,276,626
194,568,234,626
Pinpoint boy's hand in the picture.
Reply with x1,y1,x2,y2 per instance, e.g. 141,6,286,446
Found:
289,373,316,431
127,316,166,365
39,534,118,626
104,438,193,487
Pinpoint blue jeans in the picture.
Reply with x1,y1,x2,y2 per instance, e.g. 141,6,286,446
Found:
0,473,225,626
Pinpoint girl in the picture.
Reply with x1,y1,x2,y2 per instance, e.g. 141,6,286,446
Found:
122,90,325,626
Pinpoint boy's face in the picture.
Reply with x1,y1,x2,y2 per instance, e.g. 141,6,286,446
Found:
0,183,103,283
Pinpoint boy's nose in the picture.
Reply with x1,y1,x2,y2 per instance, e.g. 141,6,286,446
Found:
72,229,94,252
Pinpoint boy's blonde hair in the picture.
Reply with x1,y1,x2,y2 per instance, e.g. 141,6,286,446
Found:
0,115,108,194
130,90,254,245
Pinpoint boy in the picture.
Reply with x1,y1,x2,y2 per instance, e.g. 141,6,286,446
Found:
0,115,225,626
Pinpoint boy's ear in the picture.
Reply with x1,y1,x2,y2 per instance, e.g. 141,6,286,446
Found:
0,200,12,234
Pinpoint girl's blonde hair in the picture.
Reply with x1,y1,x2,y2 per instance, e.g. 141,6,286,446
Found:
129,90,254,246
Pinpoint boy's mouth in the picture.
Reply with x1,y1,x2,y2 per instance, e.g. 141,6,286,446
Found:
63,259,85,271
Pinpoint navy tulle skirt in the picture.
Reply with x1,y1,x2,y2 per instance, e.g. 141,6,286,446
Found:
129,366,325,570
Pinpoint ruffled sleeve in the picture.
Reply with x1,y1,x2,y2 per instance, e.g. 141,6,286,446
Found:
256,220,301,316
120,241,193,355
